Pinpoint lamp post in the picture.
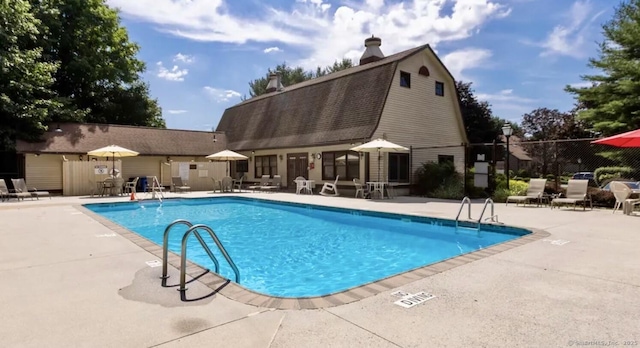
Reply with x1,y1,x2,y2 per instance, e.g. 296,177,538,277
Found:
502,123,513,190
577,158,582,173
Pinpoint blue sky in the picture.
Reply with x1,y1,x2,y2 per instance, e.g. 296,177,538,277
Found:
106,0,614,131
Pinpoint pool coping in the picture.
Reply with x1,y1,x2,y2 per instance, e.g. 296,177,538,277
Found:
76,198,550,310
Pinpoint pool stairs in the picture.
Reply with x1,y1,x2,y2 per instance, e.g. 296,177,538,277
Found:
455,197,500,230
161,219,240,294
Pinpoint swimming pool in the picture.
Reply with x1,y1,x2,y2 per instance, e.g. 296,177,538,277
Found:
85,197,530,297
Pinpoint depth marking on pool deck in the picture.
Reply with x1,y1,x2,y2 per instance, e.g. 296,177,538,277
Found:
77,202,551,310
542,239,571,246
391,290,436,308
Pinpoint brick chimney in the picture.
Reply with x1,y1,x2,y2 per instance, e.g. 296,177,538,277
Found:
359,35,385,65
265,73,284,93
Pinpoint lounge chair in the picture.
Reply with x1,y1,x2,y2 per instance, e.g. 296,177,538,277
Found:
249,175,270,192
550,179,592,210
353,178,370,198
261,175,281,192
1,179,31,201
319,175,340,197
171,176,191,193
506,178,547,206
611,181,640,214
233,175,244,192
12,178,50,200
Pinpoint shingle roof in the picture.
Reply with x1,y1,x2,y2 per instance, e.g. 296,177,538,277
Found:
15,123,227,156
216,45,429,150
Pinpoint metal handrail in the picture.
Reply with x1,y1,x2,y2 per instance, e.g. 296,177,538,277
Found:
179,224,240,292
477,198,498,228
161,219,220,283
455,196,472,228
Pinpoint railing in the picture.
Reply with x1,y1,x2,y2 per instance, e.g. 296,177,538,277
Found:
455,196,472,228
477,198,498,227
178,224,240,292
161,219,221,286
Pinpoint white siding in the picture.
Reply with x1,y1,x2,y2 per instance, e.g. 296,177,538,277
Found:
25,154,69,190
372,49,467,181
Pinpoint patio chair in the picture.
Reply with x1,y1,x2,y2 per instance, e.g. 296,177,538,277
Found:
261,175,281,192
124,177,139,194
506,178,547,206
211,177,221,193
319,175,340,197
1,179,31,201
12,178,50,200
221,176,233,192
353,178,370,199
248,175,270,192
550,179,592,210
294,176,312,195
233,175,244,192
611,181,640,214
171,176,191,193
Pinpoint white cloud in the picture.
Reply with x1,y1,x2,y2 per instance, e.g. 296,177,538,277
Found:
441,48,493,81
568,81,592,88
156,61,189,81
173,53,194,63
107,0,510,69
203,86,242,103
263,46,282,53
539,0,605,58
167,109,188,114
477,89,536,117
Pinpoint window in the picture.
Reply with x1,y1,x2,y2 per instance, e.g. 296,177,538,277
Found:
322,151,359,181
388,153,410,182
236,160,249,173
435,81,444,96
400,71,411,88
438,155,454,165
254,155,278,178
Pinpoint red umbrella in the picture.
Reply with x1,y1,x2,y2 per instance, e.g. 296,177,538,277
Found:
591,129,640,147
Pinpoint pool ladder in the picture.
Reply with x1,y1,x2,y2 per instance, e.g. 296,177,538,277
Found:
455,197,499,230
161,219,240,293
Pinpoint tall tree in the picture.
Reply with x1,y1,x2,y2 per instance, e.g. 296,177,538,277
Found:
247,59,354,98
565,0,640,136
30,0,164,126
521,108,592,140
0,0,59,150
456,81,497,143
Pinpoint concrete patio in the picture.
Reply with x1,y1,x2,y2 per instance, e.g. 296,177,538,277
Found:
1,191,638,347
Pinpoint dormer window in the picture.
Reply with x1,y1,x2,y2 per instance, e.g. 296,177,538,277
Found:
400,71,411,88
435,81,444,96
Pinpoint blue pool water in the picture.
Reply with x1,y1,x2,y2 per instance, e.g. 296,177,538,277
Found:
85,197,530,297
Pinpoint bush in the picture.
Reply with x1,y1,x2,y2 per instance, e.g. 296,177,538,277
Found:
594,166,635,185
492,179,529,202
415,161,458,195
588,188,616,208
431,179,465,200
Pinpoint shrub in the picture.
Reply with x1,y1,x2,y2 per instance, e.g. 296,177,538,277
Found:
594,166,635,185
431,179,465,200
588,188,615,208
492,179,529,202
414,161,459,196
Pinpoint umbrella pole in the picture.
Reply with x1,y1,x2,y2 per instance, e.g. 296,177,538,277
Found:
377,151,381,182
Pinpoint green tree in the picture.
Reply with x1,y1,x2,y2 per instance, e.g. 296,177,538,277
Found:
247,59,354,98
30,0,164,126
521,107,592,140
0,0,59,150
456,81,498,143
565,0,640,136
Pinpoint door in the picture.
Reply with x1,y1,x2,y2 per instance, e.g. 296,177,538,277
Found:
287,153,309,189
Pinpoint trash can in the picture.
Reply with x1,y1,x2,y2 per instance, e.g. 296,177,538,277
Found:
138,177,148,192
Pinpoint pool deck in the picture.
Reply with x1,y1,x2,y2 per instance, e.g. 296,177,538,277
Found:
1,192,639,347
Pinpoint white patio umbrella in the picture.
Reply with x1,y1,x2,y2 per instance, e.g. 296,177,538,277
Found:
87,145,139,176
350,138,409,182
205,149,248,175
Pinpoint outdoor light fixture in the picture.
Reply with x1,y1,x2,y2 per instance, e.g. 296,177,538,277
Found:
213,134,217,143
502,123,513,189
79,155,83,161
54,124,63,133
577,158,582,172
